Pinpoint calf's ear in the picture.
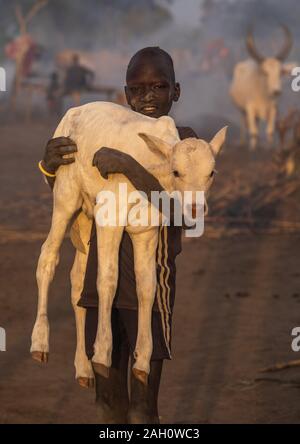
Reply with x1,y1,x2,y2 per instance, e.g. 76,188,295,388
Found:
209,126,228,156
138,133,172,160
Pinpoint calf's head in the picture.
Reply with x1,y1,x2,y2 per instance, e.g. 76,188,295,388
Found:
138,126,227,217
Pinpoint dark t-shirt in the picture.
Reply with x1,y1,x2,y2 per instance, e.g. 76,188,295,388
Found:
77,126,198,312
64,65,93,94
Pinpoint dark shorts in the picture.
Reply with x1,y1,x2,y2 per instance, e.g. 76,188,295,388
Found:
79,224,182,362
85,306,172,362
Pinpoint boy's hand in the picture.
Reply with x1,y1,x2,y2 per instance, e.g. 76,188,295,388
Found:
92,147,132,179
43,136,77,174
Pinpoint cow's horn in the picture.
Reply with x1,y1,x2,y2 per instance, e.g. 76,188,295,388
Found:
276,24,293,61
246,26,265,63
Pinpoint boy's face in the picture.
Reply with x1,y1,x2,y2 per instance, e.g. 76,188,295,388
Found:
125,54,180,118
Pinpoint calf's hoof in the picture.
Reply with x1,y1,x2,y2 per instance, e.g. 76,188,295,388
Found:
31,351,49,363
92,362,110,378
132,368,148,386
77,377,94,389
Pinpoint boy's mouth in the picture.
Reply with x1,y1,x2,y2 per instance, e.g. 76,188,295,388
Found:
140,105,158,115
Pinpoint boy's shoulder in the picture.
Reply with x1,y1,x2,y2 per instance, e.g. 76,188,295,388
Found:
176,126,198,140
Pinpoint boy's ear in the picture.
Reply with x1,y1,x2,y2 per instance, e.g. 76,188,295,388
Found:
173,82,181,102
124,85,130,106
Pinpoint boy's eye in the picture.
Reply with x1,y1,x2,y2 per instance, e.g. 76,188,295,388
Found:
130,86,143,94
154,83,167,90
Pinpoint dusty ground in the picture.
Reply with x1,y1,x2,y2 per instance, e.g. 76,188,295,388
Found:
0,121,300,424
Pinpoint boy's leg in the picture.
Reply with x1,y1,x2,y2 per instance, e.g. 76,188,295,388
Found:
85,307,130,424
118,308,171,424
128,359,163,424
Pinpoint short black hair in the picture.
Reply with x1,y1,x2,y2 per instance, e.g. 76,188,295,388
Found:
126,47,175,83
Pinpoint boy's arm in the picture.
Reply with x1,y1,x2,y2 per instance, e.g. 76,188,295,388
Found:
93,147,178,224
93,125,199,225
41,127,197,192
92,126,198,196
92,147,165,200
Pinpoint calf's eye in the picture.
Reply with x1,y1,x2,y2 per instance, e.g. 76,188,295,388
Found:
173,170,180,178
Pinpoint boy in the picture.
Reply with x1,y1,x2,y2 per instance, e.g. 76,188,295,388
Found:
41,47,197,424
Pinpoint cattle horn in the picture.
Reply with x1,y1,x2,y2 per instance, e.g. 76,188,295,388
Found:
276,24,293,61
246,26,265,63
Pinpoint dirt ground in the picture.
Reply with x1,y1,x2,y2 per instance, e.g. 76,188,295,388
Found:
0,121,300,424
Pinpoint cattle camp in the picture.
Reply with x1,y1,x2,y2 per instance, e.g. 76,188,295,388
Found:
1,0,300,427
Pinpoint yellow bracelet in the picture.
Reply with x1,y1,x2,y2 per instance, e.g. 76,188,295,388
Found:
38,160,56,177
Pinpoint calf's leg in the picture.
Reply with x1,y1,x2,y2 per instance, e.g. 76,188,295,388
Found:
70,248,94,388
130,229,158,385
31,187,82,362
92,224,124,375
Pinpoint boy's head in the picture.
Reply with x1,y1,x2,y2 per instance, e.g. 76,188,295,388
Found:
125,47,180,118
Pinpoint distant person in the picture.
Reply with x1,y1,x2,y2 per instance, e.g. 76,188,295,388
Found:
46,72,62,118
64,54,95,106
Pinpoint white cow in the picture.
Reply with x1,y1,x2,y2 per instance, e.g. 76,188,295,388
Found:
230,25,293,149
30,102,226,385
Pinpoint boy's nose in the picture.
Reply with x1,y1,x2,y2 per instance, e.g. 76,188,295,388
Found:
142,88,155,101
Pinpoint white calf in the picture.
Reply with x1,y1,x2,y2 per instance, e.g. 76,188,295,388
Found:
31,102,226,385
